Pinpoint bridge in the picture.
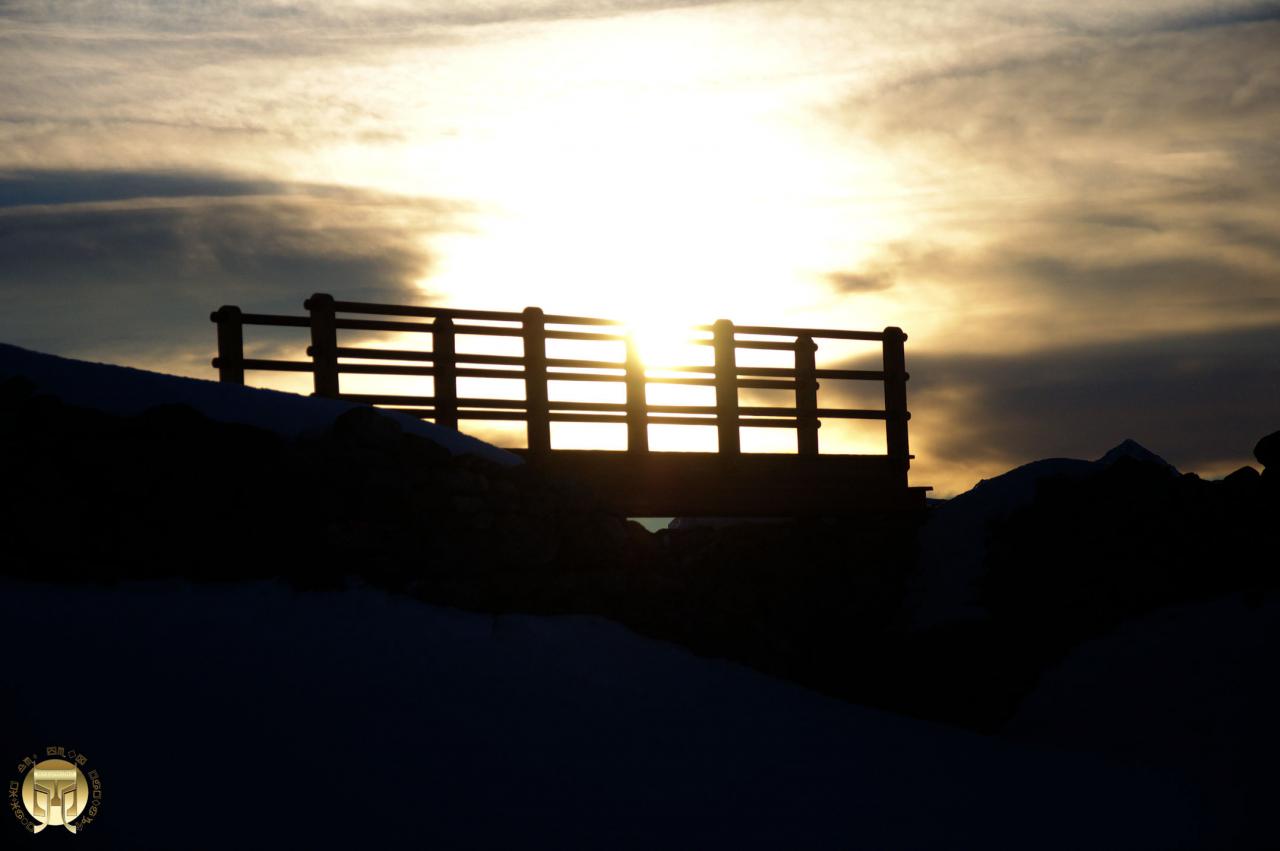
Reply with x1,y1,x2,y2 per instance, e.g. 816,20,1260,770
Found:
211,294,928,515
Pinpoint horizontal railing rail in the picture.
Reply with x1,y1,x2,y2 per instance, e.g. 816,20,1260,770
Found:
210,294,912,477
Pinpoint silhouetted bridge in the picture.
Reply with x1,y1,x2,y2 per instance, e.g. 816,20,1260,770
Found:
211,294,927,515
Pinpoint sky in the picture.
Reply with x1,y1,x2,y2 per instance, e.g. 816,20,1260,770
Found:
1,0,1278,495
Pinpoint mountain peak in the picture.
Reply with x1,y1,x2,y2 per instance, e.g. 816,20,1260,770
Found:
1095,439,1178,475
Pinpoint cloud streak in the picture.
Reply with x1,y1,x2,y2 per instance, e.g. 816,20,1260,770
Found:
0,169,457,369
822,322,1280,495
826,269,894,293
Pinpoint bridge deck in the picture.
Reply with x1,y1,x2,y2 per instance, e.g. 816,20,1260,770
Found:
211,296,930,516
515,450,928,516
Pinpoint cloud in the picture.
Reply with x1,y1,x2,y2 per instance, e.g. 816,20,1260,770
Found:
845,15,1280,178
807,8,1280,490
824,13,1280,345
2,1,1276,495
1105,1,1280,36
0,0,743,37
826,269,894,293
834,200,1280,352
853,323,1280,493
0,169,291,208
1002,251,1280,325
0,168,457,368
0,0,755,177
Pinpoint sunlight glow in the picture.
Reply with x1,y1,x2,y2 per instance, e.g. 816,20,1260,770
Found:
625,318,706,370
211,9,915,457
370,11,908,341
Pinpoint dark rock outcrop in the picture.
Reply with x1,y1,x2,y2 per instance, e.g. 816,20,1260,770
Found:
982,450,1276,643
1255,430,1280,469
1256,430,1280,495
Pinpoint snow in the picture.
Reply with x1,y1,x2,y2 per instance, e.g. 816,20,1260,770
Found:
1005,593,1279,848
0,341,1248,846
0,341,520,465
0,578,1208,849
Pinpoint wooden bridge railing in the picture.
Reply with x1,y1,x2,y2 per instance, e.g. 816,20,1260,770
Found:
211,293,912,475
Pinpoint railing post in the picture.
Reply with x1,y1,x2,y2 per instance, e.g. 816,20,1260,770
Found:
624,338,649,454
433,315,458,430
305,293,340,398
794,334,819,456
882,326,910,483
210,306,244,385
522,306,551,457
713,319,740,456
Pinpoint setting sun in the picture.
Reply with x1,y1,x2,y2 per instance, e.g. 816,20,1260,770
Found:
625,318,706,370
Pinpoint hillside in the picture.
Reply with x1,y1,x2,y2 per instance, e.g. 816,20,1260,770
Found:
2,341,1276,848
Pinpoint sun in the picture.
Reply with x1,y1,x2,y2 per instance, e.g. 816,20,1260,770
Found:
625,316,706,370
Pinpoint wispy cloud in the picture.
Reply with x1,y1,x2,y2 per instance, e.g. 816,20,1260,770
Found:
0,0,746,38
826,269,894,293
830,11,1280,345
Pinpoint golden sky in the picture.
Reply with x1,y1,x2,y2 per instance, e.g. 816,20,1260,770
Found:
2,1,1278,494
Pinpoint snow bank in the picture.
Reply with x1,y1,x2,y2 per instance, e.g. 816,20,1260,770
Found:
1005,593,1278,848
0,341,518,465
0,579,1206,849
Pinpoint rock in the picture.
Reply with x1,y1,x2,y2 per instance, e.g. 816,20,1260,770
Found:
400,432,452,468
451,494,487,513
1254,430,1280,468
498,511,558,566
0,375,37,408
1222,465,1260,486
135,402,211,433
1221,466,1262,501
440,468,487,497
330,406,403,452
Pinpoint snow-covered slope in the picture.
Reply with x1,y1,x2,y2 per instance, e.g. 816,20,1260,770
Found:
907,441,1179,629
0,341,518,465
0,579,1207,849
1005,592,1278,849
